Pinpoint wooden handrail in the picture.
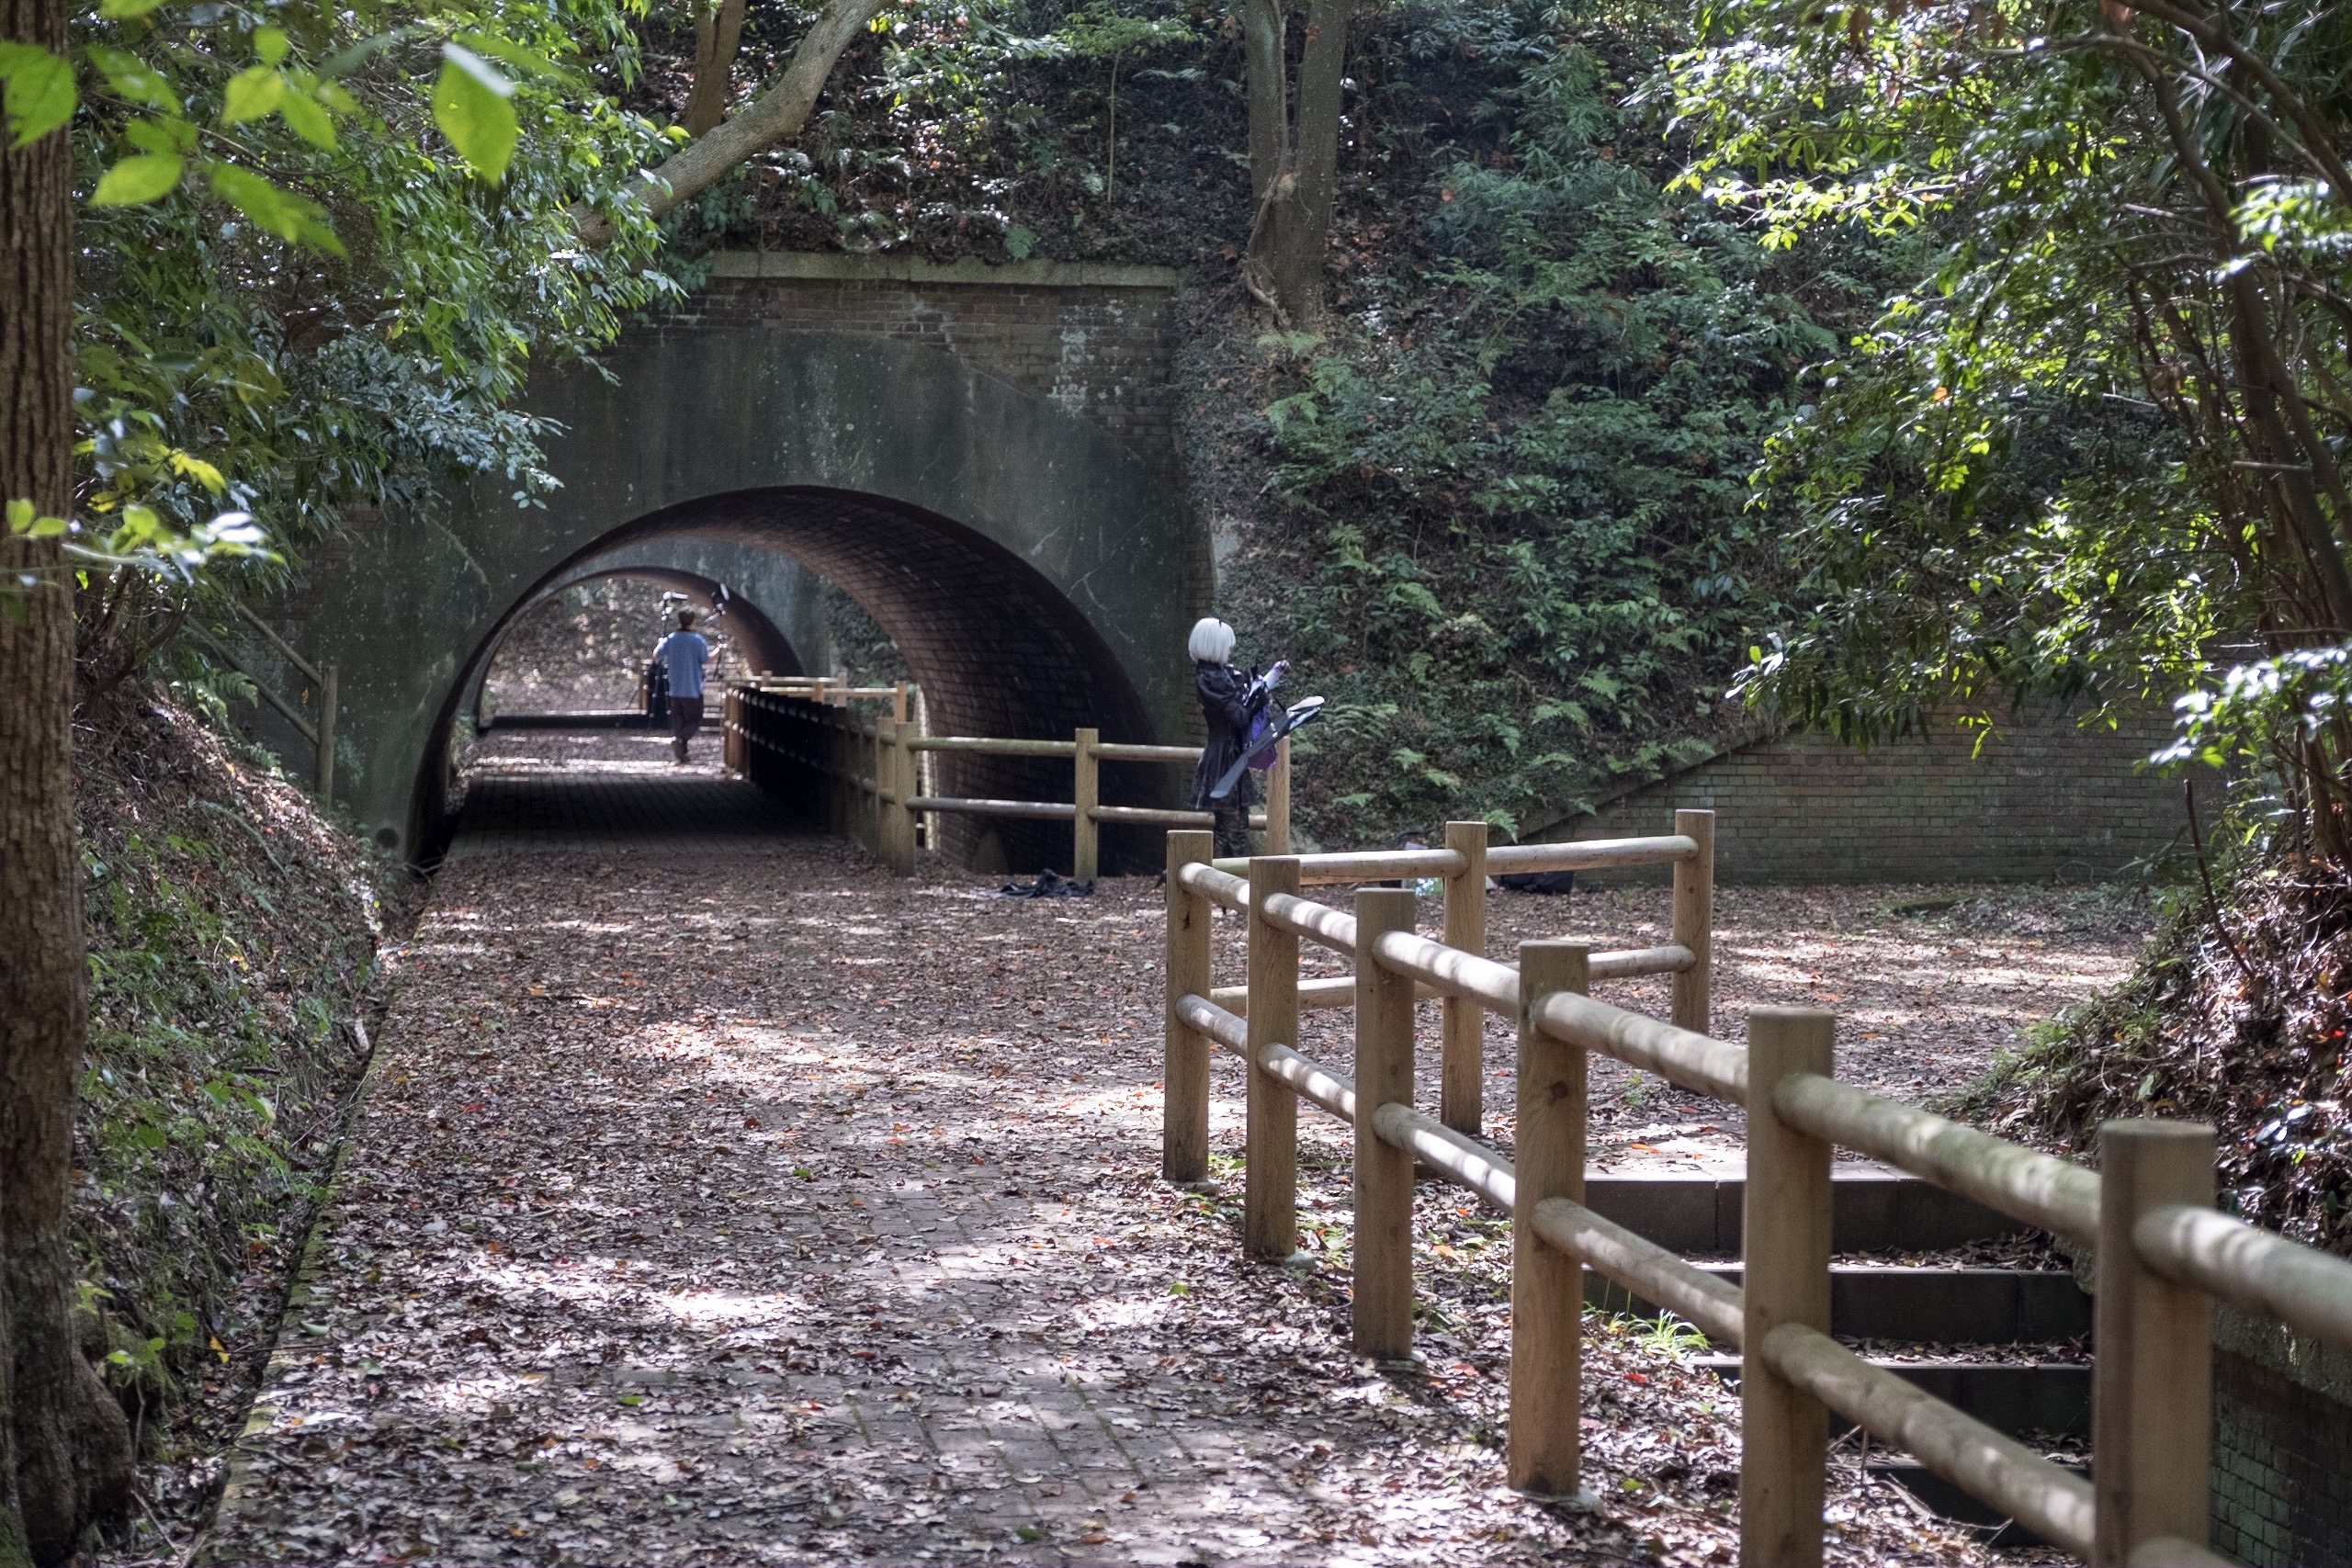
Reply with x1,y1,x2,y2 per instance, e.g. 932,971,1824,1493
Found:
1487,834,1699,871
730,685,1288,872
2135,1201,2352,1359
1530,989,1751,1107
1531,1197,1746,1346
1759,1322,2097,1557
1091,741,1204,762
905,735,1079,756
1156,813,2352,1563
1771,1070,2101,1247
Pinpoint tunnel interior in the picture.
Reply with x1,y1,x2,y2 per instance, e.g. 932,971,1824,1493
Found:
424,486,1172,871
474,567,805,725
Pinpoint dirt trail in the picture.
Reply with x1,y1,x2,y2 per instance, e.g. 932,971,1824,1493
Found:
198,813,2135,1564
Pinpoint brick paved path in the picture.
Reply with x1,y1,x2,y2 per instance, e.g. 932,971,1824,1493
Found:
198,761,1638,1566
200,746,2007,1566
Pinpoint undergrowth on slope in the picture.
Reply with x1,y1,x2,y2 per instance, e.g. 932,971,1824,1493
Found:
1961,871,2352,1255
74,691,393,1506
1217,6,1851,843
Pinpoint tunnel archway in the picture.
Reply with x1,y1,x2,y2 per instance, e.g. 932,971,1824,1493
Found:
423,489,1159,864
276,323,1209,861
468,565,806,731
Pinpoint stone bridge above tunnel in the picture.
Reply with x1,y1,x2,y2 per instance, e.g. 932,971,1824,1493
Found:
267,253,1207,862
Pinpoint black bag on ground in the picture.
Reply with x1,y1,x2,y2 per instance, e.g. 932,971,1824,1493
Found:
998,869,1094,898
1498,870,1577,896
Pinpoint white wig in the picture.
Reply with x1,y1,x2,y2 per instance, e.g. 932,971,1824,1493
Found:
1187,617,1237,663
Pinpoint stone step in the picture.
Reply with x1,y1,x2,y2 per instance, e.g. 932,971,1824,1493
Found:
1866,1458,2088,1549
1583,1169,2024,1257
1585,1263,2091,1344
1692,1355,2092,1438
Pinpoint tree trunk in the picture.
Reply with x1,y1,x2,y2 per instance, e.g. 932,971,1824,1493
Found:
683,0,750,138
1240,0,1285,202
1,0,136,1557
1240,0,1347,330
574,0,888,247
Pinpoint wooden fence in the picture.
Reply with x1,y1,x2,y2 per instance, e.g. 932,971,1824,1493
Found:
1162,818,2352,1567
723,678,1289,876
191,601,339,806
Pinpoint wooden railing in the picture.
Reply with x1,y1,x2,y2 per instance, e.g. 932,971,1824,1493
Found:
724,681,1290,875
190,602,339,806
1199,813,1712,1139
1161,818,2352,1567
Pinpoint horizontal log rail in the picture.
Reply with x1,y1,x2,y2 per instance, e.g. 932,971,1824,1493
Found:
728,685,1289,874
1759,1322,2096,1557
2134,1201,2352,1348
1771,1069,2101,1247
1158,814,2352,1565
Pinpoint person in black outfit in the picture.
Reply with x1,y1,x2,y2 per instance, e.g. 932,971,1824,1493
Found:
1188,617,1286,858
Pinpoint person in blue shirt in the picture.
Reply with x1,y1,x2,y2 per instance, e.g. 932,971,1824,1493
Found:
653,612,711,763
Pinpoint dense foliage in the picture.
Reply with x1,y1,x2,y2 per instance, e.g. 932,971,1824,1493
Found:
1664,0,2352,862
1221,5,1831,842
5,0,681,687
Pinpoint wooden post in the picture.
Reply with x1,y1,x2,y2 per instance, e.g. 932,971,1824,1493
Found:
1244,856,1302,1260
1441,819,1489,1134
1073,727,1101,882
1353,887,1419,1357
2093,1121,2216,1566
893,681,909,725
314,662,337,807
1740,1007,1835,1568
912,683,933,851
1510,941,1592,1498
1672,808,1715,1034
877,719,915,875
1266,736,1292,853
1163,831,1216,1183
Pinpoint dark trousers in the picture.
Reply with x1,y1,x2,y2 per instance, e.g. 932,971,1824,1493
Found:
1212,808,1250,859
669,694,704,761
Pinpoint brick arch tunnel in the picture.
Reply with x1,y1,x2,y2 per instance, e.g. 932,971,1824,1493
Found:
472,564,808,727
269,321,1206,864
423,486,1166,869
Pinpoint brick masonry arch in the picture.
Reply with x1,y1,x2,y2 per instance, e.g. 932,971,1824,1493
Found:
277,268,1207,862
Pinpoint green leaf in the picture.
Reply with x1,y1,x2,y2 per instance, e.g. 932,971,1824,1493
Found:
96,0,167,17
205,163,345,254
454,30,578,86
254,26,290,65
86,46,180,112
91,152,184,206
277,90,334,148
0,42,75,148
432,46,516,181
123,116,196,154
220,65,285,125
6,497,69,538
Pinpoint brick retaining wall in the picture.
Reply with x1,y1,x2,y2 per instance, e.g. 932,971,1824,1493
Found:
1539,705,2187,884
2212,1348,2352,1564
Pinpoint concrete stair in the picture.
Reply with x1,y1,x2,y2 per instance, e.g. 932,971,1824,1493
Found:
1582,1168,2093,1540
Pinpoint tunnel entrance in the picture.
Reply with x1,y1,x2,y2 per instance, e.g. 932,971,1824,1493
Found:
477,570,804,728
273,321,1206,862
425,486,1168,870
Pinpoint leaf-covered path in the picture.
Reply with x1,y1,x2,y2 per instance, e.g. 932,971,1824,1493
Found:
198,757,2132,1564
